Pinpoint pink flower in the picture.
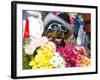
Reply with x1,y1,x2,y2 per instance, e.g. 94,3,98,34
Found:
56,43,90,67
56,43,78,67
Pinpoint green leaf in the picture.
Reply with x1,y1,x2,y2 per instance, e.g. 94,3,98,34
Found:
22,48,32,70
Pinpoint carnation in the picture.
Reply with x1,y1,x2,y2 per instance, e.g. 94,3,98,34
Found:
56,43,90,67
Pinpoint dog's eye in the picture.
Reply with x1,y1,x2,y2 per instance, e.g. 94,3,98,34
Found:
51,24,59,30
61,26,67,32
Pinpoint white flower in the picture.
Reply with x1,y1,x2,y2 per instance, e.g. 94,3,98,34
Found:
50,52,65,68
24,37,49,55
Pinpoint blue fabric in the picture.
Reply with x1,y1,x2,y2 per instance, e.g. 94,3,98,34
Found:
73,15,84,37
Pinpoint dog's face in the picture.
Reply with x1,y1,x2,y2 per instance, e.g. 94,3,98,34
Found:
42,21,72,46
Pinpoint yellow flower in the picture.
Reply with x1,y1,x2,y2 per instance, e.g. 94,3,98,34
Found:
84,58,91,67
29,57,38,69
37,48,43,54
29,42,56,69
35,54,45,63
78,56,91,67
29,57,35,66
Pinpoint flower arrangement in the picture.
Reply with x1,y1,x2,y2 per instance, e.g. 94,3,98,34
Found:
24,37,90,69
29,41,66,69
22,11,91,70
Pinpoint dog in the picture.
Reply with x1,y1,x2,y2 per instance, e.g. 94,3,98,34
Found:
42,12,74,46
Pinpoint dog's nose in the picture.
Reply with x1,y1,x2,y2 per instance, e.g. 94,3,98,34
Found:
57,31,62,38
